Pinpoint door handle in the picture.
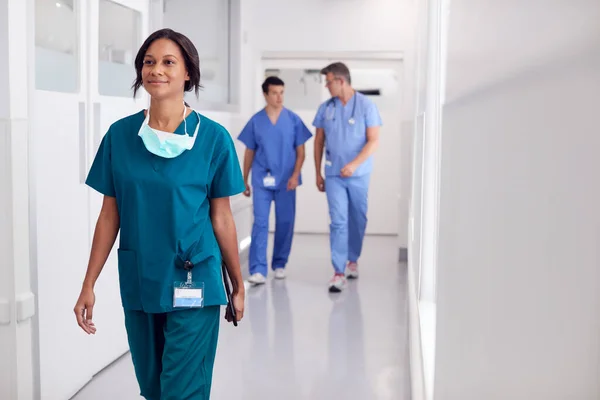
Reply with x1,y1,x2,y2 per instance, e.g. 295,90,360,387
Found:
78,101,87,184
93,102,101,154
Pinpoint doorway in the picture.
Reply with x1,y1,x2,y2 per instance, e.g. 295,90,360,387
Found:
258,55,404,236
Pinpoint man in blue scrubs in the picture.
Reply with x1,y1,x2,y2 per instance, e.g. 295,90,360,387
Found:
238,76,313,284
313,62,382,292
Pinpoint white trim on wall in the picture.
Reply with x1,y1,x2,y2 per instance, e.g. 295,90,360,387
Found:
261,51,403,61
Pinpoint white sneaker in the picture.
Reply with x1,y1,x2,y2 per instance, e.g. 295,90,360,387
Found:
274,268,286,280
328,274,347,293
346,262,359,279
247,273,266,285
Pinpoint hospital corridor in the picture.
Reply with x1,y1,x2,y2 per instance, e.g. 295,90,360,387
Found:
71,235,410,400
1,0,600,400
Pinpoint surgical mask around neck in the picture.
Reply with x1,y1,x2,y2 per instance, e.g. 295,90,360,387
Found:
138,103,200,159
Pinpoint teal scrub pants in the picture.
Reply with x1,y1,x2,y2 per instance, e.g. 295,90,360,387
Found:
124,306,221,400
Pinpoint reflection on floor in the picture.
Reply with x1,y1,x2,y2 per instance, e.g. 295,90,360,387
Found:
71,234,410,400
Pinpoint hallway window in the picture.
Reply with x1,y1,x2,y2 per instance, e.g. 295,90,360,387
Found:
98,0,141,98
35,0,79,93
163,0,235,109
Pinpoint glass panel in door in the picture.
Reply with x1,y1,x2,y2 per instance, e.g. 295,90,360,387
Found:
98,0,141,97
35,0,79,93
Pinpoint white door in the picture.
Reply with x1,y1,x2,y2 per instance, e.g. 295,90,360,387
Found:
86,0,151,376
32,1,149,399
33,2,95,399
259,58,403,236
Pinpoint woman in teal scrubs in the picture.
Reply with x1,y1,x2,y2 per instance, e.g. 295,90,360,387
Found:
73,28,246,399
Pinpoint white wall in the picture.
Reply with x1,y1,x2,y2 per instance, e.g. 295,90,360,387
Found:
435,51,600,400
428,0,600,398
250,0,417,122
250,0,413,53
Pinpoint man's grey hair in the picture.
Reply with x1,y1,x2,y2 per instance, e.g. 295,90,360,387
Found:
320,62,351,84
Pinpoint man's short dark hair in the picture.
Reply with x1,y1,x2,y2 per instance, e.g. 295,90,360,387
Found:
320,62,351,84
262,76,284,94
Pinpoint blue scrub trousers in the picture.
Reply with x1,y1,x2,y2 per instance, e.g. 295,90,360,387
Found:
124,306,220,400
325,174,371,274
249,187,296,276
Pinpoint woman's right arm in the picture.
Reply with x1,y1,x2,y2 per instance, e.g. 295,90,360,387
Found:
74,195,120,334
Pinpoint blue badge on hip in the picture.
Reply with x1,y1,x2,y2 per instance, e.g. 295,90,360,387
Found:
173,268,204,308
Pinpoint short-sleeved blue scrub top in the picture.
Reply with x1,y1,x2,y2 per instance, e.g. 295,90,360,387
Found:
312,92,382,177
86,110,245,314
237,108,313,191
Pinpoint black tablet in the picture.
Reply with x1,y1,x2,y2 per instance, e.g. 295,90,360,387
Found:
221,262,238,327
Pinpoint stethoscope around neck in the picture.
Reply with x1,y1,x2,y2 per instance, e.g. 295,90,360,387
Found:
326,95,357,125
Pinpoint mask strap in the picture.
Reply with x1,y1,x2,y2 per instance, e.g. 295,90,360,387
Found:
145,102,189,134
190,111,201,139
182,101,188,135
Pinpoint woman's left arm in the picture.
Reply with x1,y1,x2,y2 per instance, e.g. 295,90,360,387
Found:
210,197,245,320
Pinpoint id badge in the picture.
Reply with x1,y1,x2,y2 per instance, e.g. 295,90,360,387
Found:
263,173,276,187
173,271,204,308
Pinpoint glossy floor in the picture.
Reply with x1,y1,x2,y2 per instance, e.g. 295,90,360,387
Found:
71,234,410,400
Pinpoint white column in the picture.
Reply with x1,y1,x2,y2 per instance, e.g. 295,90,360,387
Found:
0,0,36,399
419,0,443,303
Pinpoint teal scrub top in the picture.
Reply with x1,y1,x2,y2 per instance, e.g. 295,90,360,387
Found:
86,110,245,314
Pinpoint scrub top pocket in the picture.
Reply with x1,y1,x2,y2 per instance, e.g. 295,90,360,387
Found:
117,249,141,309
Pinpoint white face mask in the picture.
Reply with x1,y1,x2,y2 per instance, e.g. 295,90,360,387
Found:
138,102,201,159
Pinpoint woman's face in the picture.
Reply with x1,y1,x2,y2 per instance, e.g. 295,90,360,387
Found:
142,38,190,101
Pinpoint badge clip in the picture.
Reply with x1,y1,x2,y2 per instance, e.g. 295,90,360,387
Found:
173,260,204,308
263,170,276,187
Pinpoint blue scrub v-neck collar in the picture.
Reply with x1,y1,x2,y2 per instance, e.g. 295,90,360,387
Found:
335,92,358,110
263,107,284,127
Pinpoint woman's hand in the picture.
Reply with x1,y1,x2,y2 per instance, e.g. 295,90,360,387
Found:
73,195,119,336
225,288,245,323
211,196,246,324
74,287,97,335
232,289,245,322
